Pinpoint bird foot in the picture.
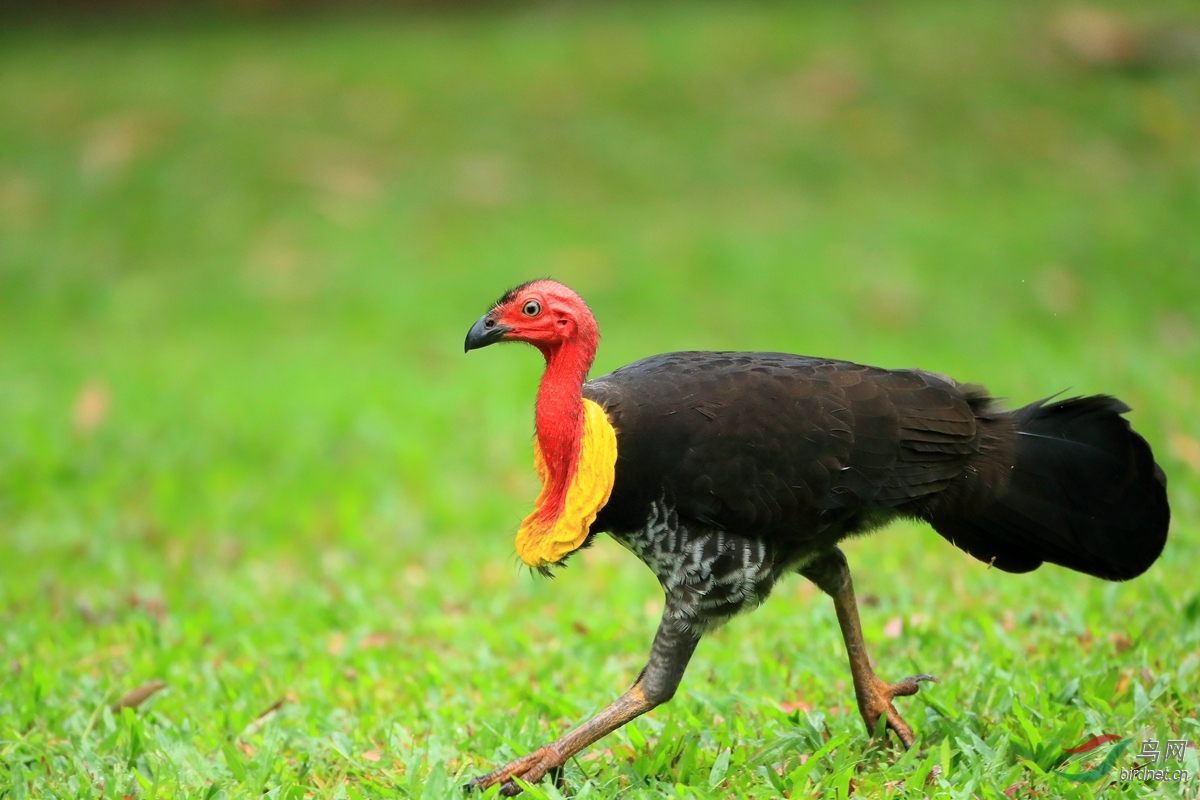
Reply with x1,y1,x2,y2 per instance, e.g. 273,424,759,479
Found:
858,673,936,749
463,746,565,797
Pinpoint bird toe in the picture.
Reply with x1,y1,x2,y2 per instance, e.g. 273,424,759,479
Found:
889,673,937,697
464,748,563,796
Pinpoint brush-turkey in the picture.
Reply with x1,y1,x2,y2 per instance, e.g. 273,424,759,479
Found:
462,279,1168,795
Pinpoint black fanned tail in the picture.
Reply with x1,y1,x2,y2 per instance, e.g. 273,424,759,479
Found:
930,395,1169,581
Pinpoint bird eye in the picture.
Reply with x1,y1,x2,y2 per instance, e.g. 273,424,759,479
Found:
521,300,542,317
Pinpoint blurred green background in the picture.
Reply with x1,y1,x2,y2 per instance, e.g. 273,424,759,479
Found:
2,1,1199,798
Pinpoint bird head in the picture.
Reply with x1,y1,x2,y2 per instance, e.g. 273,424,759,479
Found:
464,279,614,572
464,278,596,357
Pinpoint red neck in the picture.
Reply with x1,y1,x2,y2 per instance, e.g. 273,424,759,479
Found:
532,325,598,522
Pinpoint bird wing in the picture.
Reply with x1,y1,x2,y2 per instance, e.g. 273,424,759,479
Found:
584,352,980,538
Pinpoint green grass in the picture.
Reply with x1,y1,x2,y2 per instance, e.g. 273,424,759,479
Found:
2,1,1199,797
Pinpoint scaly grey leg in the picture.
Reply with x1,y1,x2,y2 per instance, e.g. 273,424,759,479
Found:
464,617,700,796
800,548,935,748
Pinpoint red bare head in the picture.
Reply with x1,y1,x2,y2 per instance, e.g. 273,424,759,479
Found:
464,279,598,359
465,279,606,567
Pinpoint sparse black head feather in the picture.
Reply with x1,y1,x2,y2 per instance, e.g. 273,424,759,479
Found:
492,278,553,311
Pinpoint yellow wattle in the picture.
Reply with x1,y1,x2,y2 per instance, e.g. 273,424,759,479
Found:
514,398,617,567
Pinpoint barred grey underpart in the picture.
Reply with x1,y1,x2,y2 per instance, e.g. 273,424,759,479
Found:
610,499,780,633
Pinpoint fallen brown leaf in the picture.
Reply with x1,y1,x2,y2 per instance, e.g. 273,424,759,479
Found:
362,750,381,762
1055,8,1141,67
78,644,129,668
79,113,163,181
239,695,291,738
128,593,167,622
581,747,615,762
359,632,391,649
1168,432,1200,474
111,680,167,712
76,597,100,624
72,381,110,433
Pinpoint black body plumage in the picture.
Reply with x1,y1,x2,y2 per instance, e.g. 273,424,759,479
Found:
580,351,1168,628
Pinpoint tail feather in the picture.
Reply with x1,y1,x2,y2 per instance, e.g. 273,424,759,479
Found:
930,395,1169,581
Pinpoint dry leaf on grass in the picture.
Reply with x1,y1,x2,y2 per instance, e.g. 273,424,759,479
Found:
1108,632,1133,653
359,632,391,649
1168,432,1200,474
111,680,167,712
72,382,110,433
241,696,290,737
1055,8,1141,67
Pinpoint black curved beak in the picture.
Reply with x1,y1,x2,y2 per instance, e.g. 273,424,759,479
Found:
464,314,511,352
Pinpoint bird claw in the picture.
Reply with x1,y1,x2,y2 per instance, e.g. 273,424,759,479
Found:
463,748,565,797
861,673,937,749
889,673,938,697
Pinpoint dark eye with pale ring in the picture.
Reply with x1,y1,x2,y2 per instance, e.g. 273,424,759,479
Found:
521,300,542,317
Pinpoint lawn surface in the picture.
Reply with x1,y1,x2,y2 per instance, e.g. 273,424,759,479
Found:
2,1,1199,797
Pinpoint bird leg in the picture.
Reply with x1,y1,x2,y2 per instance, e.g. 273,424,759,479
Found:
465,618,700,796
800,548,935,748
